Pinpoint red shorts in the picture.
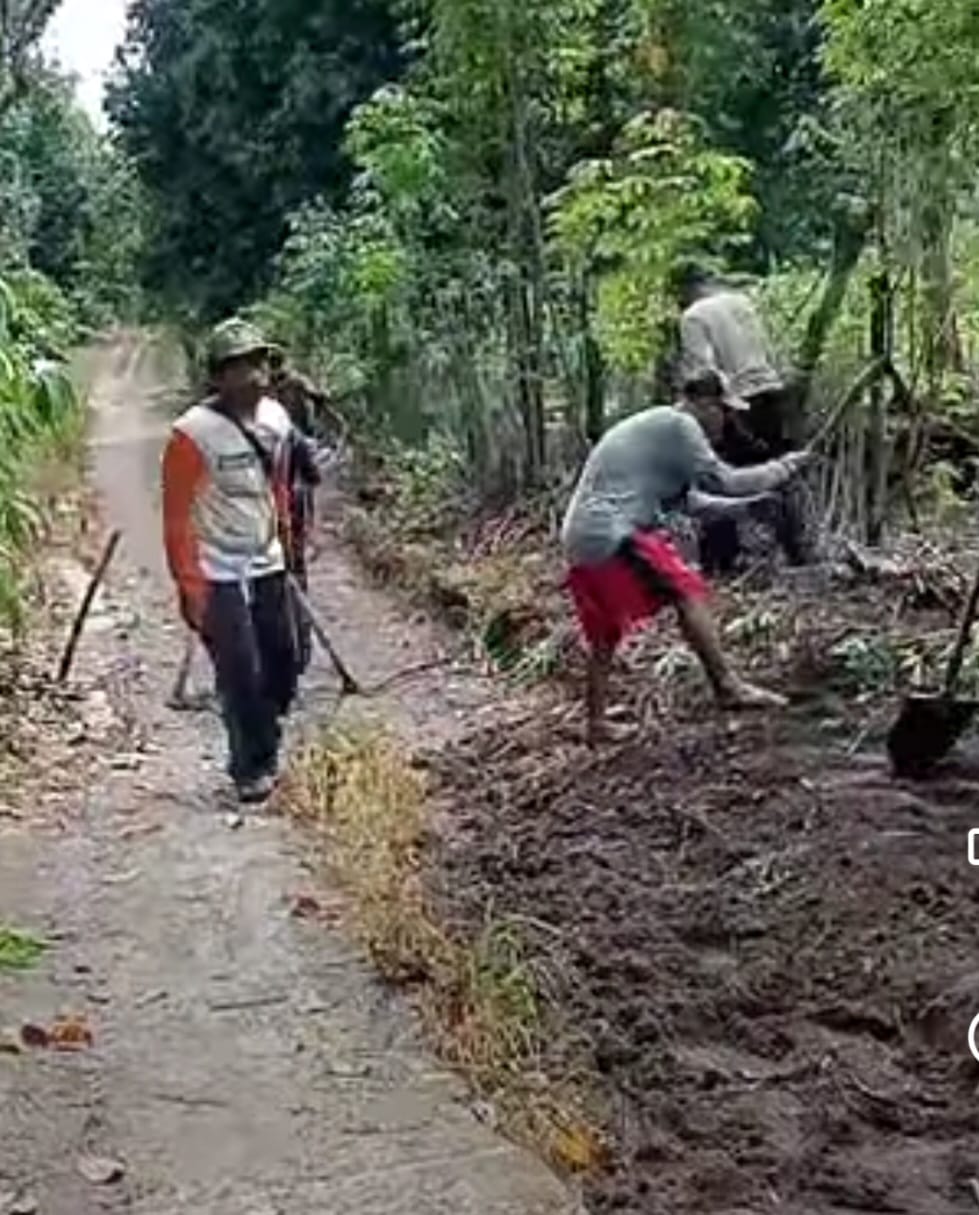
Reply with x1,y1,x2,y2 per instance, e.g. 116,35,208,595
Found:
567,530,708,650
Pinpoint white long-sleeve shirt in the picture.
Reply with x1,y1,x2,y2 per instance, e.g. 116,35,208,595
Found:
680,290,784,399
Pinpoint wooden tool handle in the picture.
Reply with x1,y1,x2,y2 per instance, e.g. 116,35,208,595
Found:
806,358,886,455
287,574,361,695
944,565,979,695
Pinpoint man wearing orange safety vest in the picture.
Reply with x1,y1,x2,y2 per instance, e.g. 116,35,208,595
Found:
162,319,300,804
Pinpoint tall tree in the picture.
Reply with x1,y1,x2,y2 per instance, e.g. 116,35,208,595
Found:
641,0,832,262
107,0,404,318
0,0,62,117
0,69,146,320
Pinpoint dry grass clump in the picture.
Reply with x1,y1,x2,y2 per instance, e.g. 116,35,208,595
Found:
288,727,609,1176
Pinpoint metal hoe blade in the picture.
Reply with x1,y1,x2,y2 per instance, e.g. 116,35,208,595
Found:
888,562,979,779
887,694,979,779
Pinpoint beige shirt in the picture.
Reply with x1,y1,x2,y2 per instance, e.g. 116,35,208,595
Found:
680,290,784,399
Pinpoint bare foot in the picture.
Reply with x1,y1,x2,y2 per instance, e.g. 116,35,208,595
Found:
716,680,788,711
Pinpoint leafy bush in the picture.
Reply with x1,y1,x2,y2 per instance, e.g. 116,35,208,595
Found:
548,110,758,373
380,432,470,532
0,273,82,629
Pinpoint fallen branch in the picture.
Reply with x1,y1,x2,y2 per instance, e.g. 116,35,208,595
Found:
808,358,886,454
57,530,122,684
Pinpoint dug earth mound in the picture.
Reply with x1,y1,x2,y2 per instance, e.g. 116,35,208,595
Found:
417,561,979,1214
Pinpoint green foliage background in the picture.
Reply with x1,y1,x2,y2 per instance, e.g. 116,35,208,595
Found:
7,0,979,568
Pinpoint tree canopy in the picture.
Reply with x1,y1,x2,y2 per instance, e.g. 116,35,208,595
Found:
1,67,145,323
108,0,404,318
0,0,63,117
34,0,979,534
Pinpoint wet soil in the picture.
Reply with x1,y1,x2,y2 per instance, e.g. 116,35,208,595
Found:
423,572,979,1214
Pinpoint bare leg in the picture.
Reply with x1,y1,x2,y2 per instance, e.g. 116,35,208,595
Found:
676,598,786,708
584,643,637,746
585,642,618,745
583,651,636,743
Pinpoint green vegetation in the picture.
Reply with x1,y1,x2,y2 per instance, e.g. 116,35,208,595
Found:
100,0,979,547
0,8,145,627
1,70,145,325
107,0,402,320
0,272,81,627
2,1,978,613
0,924,48,972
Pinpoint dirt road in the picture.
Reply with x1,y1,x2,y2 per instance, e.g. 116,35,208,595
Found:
0,333,578,1214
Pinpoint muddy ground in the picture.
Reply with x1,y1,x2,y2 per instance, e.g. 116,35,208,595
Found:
422,561,979,1214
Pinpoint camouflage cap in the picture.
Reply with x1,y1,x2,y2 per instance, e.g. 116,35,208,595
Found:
206,318,270,370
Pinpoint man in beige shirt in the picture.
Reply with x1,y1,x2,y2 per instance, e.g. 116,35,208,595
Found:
674,265,812,572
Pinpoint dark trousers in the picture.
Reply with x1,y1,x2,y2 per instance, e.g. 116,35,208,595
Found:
201,573,299,785
699,387,810,575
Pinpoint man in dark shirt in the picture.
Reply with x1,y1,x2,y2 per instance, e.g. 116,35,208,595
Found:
268,348,339,672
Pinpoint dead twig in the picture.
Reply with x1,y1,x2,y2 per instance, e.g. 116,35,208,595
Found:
57,530,122,684
207,993,290,1013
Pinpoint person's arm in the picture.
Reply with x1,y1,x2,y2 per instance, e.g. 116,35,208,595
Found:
291,381,316,437
686,487,775,520
724,411,769,461
291,429,322,487
676,411,796,498
270,434,295,560
318,398,348,445
162,430,209,629
303,378,347,443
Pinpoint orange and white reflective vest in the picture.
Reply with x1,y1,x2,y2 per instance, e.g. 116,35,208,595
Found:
161,395,292,615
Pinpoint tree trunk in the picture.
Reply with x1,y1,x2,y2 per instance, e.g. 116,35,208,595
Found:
580,278,605,445
502,23,545,485
369,304,396,432
920,181,953,410
796,207,871,409
504,267,536,485
866,270,893,546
